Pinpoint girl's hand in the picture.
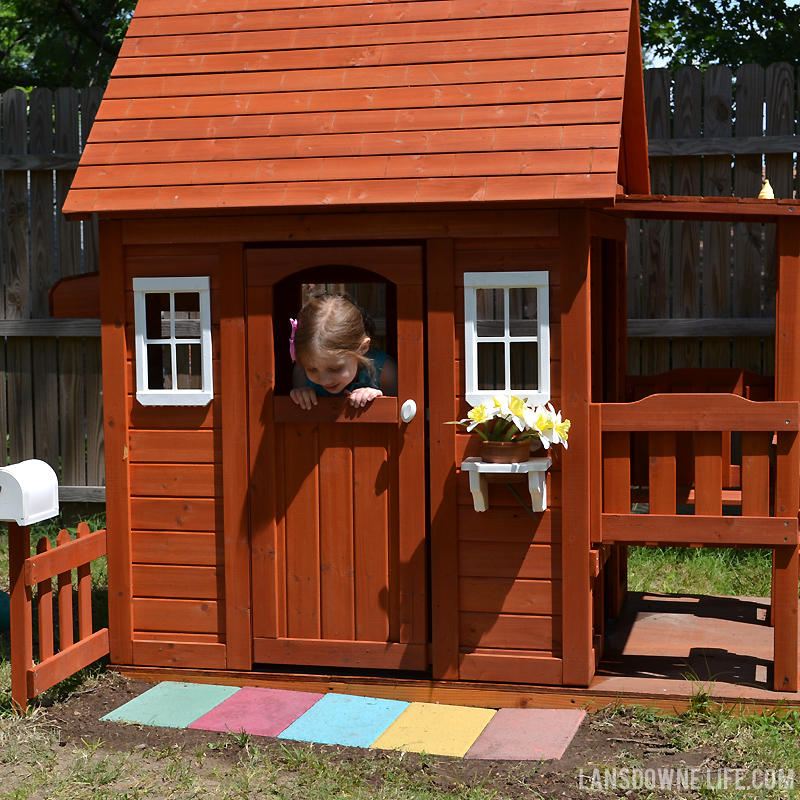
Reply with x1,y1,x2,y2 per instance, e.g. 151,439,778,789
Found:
346,387,383,408
290,387,318,410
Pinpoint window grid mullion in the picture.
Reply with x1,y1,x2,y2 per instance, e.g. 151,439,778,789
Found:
169,292,177,390
503,288,511,392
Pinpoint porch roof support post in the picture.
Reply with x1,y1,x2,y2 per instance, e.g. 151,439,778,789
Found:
773,217,800,693
560,209,595,686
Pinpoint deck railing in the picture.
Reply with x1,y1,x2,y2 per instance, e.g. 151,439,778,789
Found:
589,393,800,692
9,520,109,711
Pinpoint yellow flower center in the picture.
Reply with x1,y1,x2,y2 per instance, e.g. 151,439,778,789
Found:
537,413,554,432
468,404,488,423
508,395,526,417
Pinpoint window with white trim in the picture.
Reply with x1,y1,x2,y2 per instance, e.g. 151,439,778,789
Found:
464,271,550,407
133,277,213,406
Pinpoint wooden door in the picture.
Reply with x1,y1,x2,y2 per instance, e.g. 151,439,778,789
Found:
246,246,428,672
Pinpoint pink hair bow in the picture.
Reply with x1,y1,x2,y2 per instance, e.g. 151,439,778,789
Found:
289,318,298,362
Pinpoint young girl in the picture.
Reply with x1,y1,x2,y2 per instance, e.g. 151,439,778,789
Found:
289,293,397,409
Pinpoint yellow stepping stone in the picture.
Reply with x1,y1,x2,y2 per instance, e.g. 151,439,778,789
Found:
371,702,496,758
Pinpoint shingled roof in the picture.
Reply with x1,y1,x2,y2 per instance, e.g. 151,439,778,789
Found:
63,0,650,218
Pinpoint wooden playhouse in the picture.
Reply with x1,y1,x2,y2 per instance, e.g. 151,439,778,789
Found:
57,0,800,698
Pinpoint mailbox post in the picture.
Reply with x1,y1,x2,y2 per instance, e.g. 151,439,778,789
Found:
3,460,59,711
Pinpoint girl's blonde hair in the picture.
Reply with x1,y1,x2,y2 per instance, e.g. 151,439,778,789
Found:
293,293,375,377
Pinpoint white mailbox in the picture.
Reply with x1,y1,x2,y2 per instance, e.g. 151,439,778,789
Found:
0,459,59,525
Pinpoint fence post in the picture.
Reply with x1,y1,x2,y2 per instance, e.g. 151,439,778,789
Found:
8,521,32,713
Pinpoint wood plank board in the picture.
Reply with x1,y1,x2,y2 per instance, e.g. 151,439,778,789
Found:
283,422,322,640
253,638,427,670
558,208,594,686
459,612,560,650
670,66,701,369
130,497,221,532
132,564,223,600
99,220,134,665
126,0,631,32
458,651,562,685
732,64,766,373
459,577,562,615
602,514,798,547
29,89,60,476
121,11,630,57
131,531,222,566
110,49,626,83
73,147,619,188
601,394,799,432
459,542,560,580
128,429,220,463
319,425,356,641
219,241,252,670
132,640,227,669
133,598,224,634
247,284,283,641
130,463,220,497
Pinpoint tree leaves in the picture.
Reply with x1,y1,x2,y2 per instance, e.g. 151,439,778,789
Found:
640,0,800,70
0,0,134,91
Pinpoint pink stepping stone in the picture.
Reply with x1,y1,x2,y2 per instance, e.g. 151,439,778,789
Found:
188,687,324,738
465,708,586,761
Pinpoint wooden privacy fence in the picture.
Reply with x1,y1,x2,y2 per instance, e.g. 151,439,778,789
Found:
0,87,103,504
8,520,109,711
628,63,800,377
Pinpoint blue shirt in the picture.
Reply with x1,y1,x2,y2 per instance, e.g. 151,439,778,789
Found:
307,348,392,397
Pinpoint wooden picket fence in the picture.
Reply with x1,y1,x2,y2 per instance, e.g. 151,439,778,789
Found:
0,67,796,501
8,520,109,711
628,63,799,377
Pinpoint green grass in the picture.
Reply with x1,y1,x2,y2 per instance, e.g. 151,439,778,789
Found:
581,704,800,800
628,546,773,597
1,703,799,799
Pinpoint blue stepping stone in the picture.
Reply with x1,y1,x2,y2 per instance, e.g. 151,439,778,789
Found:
278,693,408,748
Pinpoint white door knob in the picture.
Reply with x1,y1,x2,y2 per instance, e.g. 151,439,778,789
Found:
400,399,417,423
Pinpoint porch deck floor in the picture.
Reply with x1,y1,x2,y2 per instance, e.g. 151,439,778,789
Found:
592,591,795,705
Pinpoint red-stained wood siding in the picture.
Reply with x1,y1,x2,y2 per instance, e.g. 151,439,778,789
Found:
64,0,639,216
121,246,229,657
451,234,565,684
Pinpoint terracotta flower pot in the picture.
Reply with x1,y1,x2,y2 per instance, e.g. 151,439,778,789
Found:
479,439,533,463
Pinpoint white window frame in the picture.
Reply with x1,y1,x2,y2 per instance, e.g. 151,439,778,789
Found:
464,271,550,407
133,276,213,406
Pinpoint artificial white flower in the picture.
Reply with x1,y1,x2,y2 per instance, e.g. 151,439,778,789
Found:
449,395,571,450
534,403,570,449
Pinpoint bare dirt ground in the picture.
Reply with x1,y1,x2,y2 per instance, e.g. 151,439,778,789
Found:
36,671,723,798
